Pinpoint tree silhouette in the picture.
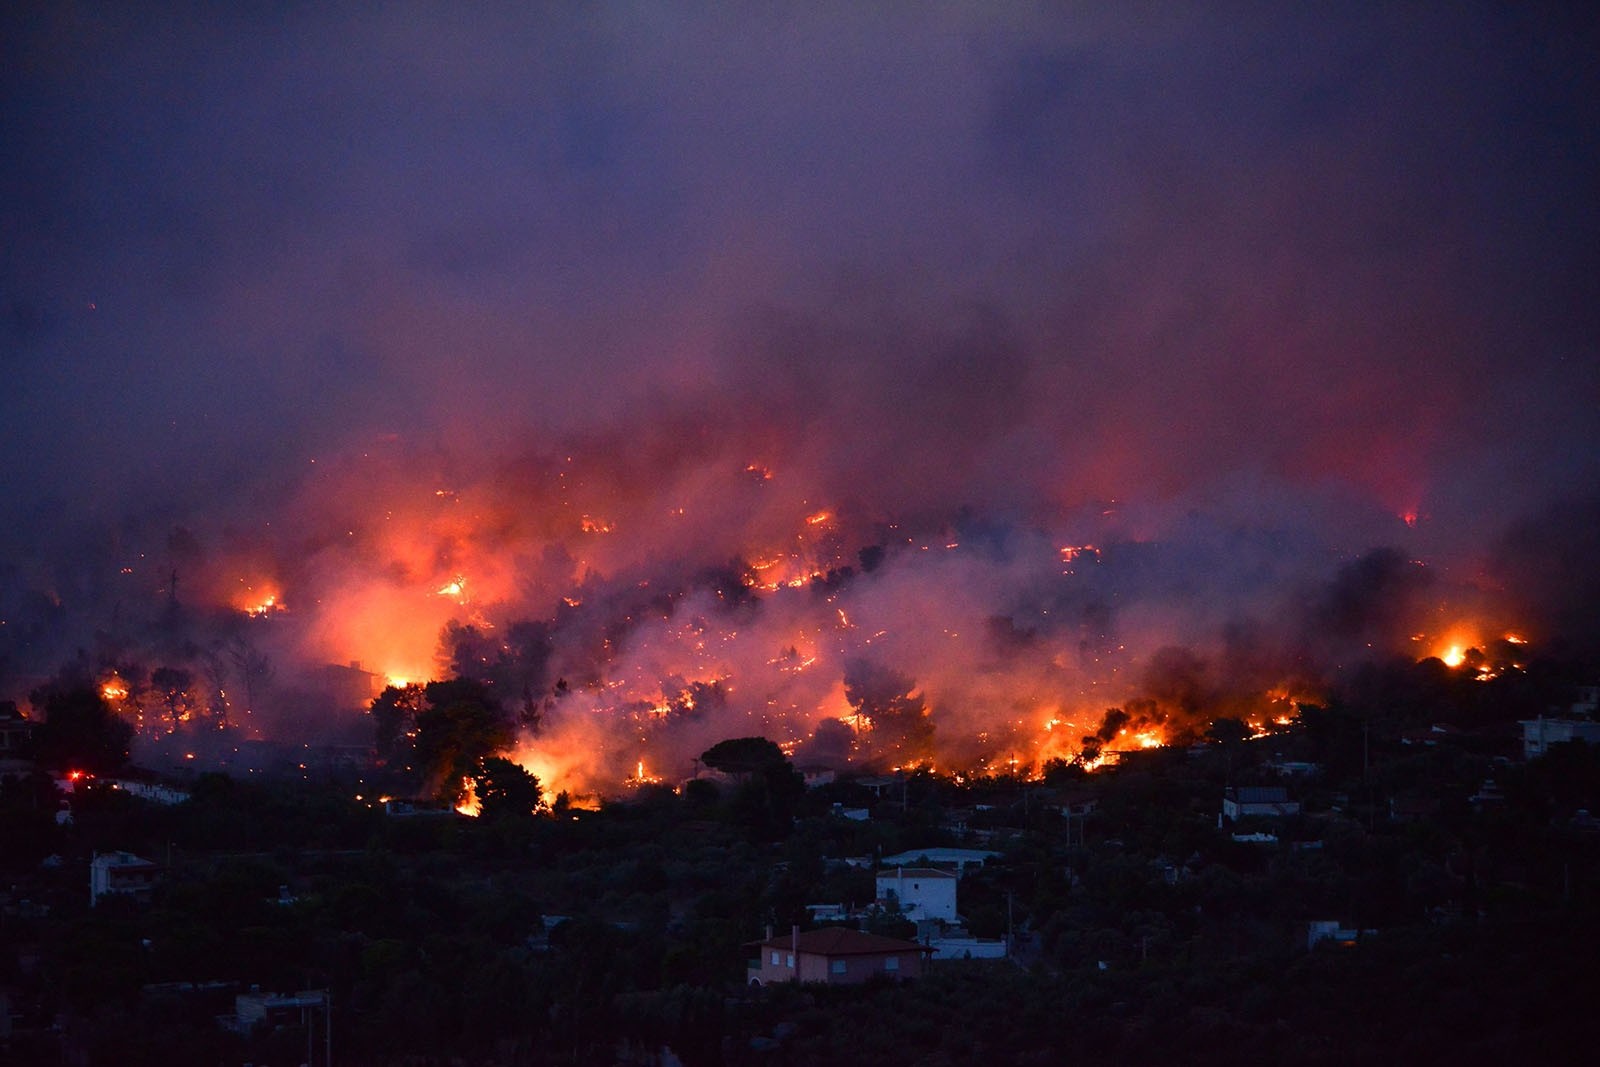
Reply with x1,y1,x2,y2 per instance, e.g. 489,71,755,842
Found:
30,684,132,774
472,756,543,819
844,660,934,765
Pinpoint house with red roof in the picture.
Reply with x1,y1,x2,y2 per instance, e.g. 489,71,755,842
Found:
746,927,928,986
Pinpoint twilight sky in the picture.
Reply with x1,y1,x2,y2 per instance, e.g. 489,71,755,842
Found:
3,4,1599,722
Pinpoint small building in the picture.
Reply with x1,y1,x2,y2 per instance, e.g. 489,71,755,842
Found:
927,933,1008,960
382,798,459,817
312,661,382,711
226,988,328,1034
1265,759,1320,776
90,851,160,907
880,847,999,876
798,765,836,788
0,702,35,784
805,903,849,923
856,775,901,799
1222,786,1300,822
108,779,192,805
876,867,958,922
746,927,927,986
1519,716,1600,760
1305,920,1374,950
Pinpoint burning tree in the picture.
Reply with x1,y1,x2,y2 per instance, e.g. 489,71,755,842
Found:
441,619,555,730
223,635,274,728
370,683,427,767
471,756,543,819
406,679,514,804
844,660,934,767
150,666,196,730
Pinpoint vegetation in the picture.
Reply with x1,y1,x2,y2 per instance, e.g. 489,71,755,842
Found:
0,654,1597,1064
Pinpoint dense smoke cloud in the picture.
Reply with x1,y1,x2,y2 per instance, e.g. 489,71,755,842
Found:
2,5,1596,789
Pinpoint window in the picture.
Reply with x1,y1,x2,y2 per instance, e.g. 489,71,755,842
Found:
785,953,794,968
770,951,780,966
884,956,900,972
830,959,847,975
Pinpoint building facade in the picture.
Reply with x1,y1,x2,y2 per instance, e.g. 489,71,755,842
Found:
747,928,927,986
876,866,957,922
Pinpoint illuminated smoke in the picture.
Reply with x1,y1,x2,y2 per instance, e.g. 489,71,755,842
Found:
1,7,1595,790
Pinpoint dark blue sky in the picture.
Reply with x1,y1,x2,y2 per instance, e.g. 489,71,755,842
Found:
3,2,1597,561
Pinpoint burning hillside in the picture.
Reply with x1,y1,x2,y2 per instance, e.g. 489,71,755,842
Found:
2,7,1596,800
2,414,1577,801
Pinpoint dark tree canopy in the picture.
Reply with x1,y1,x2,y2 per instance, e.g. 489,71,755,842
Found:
408,681,514,803
700,736,804,840
29,684,132,775
700,736,788,776
150,665,195,727
844,660,934,765
370,684,426,765
1206,716,1250,746
472,756,543,820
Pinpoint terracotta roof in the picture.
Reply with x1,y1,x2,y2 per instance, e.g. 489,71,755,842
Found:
748,927,927,956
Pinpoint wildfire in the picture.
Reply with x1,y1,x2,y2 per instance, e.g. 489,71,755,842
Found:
455,776,480,817
233,581,286,617
247,594,282,616
1413,623,1531,682
627,759,663,786
150,442,1543,800
1058,544,1100,574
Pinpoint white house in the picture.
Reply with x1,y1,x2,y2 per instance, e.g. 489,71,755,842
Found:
90,851,160,907
1520,716,1600,760
876,866,957,922
1222,786,1300,822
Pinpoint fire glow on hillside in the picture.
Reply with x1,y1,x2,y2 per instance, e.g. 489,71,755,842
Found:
2,6,1595,806
65,435,1534,800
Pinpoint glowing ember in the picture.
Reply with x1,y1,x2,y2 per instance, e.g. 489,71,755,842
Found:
455,776,480,817
246,594,281,616
233,581,286,617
